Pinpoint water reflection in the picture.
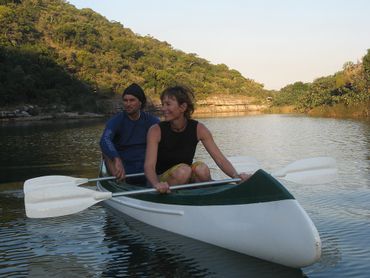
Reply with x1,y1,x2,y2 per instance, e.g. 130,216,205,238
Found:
24,208,109,277
101,208,303,277
1,115,369,277
0,193,303,277
0,119,105,183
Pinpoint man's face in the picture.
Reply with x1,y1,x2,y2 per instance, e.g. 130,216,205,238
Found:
123,94,141,115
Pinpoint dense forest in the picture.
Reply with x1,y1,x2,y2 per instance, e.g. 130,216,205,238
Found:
0,0,368,117
0,0,267,113
272,50,370,117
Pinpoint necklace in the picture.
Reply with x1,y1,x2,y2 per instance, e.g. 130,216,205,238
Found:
128,111,141,121
171,119,187,132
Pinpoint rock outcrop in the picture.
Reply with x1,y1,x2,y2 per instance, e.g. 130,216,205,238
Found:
195,95,267,114
97,94,268,115
1,95,268,121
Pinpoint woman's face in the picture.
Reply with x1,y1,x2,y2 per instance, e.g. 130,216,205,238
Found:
161,95,186,121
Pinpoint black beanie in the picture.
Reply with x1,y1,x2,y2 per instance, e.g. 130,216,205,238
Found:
122,83,146,109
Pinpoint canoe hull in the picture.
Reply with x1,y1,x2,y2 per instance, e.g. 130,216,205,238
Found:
98,183,321,268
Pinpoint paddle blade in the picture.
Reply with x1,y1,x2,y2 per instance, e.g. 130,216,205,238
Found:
24,175,88,194
283,168,338,185
273,157,336,176
272,157,337,184
227,156,261,174
25,185,112,218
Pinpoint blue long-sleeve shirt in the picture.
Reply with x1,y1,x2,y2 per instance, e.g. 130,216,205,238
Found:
100,111,159,174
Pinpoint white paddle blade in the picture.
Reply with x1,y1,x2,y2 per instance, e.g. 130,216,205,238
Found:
25,185,112,218
227,156,261,174
24,175,88,194
273,157,336,177
283,168,338,185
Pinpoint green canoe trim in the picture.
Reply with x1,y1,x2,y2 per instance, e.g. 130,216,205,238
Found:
99,169,295,206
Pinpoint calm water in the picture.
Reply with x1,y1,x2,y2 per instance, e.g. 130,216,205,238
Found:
0,115,369,277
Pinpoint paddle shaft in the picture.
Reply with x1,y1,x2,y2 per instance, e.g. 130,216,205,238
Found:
111,178,241,197
24,156,337,218
88,173,144,182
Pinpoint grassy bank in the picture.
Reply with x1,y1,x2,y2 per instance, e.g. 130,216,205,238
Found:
265,102,370,120
264,106,297,114
307,102,370,119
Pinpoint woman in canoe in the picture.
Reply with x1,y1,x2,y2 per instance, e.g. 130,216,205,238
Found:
144,85,250,193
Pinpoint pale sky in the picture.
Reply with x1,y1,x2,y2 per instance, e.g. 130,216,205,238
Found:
68,0,370,90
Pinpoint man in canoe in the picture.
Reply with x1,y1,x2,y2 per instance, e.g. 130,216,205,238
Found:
100,83,159,183
144,85,250,193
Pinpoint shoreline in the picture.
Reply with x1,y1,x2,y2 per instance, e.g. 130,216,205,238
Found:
1,103,369,123
1,111,368,124
0,112,105,123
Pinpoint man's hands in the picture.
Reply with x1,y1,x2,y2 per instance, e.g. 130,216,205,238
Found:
105,157,126,181
112,158,125,180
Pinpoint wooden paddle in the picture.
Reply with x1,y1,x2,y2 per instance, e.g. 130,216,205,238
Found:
23,156,337,219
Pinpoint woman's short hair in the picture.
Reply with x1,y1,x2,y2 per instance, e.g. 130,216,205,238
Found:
160,86,195,119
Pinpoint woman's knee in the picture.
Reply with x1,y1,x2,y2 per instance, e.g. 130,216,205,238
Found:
192,162,210,180
172,164,192,181
192,162,209,174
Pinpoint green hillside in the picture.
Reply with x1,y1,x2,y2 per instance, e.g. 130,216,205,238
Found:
0,0,267,113
271,50,370,117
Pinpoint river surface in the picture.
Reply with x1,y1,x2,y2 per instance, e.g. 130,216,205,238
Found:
0,114,369,277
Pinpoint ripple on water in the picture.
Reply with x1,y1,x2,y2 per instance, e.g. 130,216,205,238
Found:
1,116,370,277
0,195,304,278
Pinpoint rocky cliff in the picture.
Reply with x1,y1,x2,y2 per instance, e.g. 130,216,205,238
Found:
0,95,268,121
195,95,267,114
98,94,268,115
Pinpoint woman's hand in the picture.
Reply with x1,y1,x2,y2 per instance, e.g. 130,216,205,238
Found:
154,182,171,194
236,172,252,182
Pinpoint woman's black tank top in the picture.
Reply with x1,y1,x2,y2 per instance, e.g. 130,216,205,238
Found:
156,119,199,174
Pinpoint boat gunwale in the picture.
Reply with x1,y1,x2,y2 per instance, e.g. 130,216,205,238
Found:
99,169,295,206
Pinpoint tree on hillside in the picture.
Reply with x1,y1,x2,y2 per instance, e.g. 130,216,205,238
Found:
273,82,309,106
0,0,268,112
276,49,370,111
362,49,370,88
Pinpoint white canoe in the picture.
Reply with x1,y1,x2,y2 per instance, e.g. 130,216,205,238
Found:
97,168,321,268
